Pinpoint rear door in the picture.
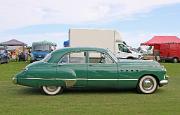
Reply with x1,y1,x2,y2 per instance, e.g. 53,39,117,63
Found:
57,51,88,87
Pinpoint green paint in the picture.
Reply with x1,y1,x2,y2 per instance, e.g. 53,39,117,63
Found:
13,47,168,91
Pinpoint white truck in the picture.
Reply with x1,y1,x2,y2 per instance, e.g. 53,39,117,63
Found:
67,29,142,59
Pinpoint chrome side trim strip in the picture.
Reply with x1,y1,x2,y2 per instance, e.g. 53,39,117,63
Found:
26,78,42,80
24,78,138,81
25,78,76,80
87,79,138,81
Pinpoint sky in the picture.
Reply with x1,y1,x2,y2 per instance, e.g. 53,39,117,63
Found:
0,0,180,48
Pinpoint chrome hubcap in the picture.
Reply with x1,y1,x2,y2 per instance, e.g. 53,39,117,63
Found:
46,86,59,92
142,79,154,91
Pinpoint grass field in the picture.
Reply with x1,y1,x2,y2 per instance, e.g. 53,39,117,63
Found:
0,62,180,115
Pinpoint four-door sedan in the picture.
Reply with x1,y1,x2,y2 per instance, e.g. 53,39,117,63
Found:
13,47,168,95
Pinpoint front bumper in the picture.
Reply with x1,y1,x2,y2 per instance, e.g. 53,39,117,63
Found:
159,75,169,87
159,80,168,86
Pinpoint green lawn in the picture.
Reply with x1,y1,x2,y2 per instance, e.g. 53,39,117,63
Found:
0,62,180,115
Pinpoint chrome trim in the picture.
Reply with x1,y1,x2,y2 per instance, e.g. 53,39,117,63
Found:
142,79,154,91
25,78,76,81
87,79,138,81
159,80,168,86
12,77,17,84
23,78,138,81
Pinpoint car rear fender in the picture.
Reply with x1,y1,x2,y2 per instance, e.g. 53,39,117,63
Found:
55,68,77,88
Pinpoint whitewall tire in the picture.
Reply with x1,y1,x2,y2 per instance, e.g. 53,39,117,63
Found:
137,75,158,94
42,86,63,95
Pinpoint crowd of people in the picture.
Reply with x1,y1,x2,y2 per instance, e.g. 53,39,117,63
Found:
7,48,30,62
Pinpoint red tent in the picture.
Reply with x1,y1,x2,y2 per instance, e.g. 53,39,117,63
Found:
141,36,180,46
141,36,180,62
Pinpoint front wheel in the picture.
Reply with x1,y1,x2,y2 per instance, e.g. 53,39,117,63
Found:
42,86,63,95
137,75,158,94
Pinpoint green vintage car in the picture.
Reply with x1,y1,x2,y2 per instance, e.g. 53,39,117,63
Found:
13,47,168,95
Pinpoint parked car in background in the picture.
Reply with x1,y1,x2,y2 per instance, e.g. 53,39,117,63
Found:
159,43,180,63
30,41,56,63
0,49,9,64
13,47,168,95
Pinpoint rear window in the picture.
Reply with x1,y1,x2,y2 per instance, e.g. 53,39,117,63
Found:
59,51,86,64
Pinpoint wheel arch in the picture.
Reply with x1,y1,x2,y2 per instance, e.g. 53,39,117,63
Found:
127,56,135,59
138,74,160,86
173,57,179,62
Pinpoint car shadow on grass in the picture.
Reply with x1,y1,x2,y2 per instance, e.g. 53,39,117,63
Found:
17,87,43,96
17,87,138,96
63,88,139,95
16,87,167,96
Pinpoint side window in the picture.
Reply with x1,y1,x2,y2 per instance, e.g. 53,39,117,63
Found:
89,51,114,64
118,44,131,53
118,44,124,52
59,52,86,64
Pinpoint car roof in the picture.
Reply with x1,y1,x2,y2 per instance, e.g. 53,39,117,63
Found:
53,47,108,53
48,47,108,63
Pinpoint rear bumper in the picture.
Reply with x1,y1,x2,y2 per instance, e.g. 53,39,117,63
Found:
12,76,17,84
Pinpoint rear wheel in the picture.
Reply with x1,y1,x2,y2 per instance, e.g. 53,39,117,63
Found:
42,86,63,95
173,58,179,63
137,75,158,94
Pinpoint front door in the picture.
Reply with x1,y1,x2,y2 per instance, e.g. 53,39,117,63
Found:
87,51,118,88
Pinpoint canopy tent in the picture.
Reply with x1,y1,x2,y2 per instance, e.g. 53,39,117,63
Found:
0,39,27,46
0,39,27,51
141,36,180,46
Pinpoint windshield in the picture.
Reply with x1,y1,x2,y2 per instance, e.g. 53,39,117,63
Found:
33,45,50,51
107,50,118,62
42,53,51,62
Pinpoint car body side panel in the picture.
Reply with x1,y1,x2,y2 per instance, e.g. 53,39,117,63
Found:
87,63,118,88
57,64,88,87
16,63,60,87
13,47,167,91
117,61,166,88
